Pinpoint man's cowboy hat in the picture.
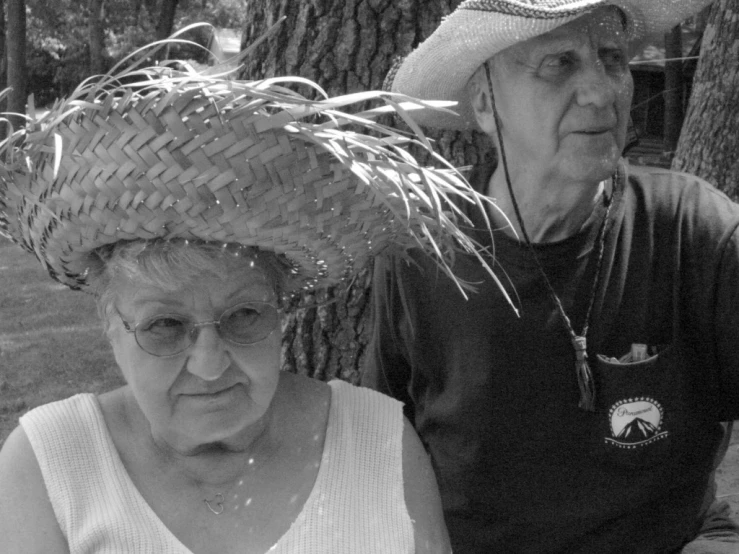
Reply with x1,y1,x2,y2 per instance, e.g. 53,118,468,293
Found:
0,53,497,294
388,0,715,130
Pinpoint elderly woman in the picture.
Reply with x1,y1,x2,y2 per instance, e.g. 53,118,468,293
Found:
0,58,491,553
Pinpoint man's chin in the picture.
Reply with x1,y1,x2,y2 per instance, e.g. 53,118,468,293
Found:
564,151,621,184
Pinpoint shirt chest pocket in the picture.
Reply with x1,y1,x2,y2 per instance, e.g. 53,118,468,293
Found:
589,344,696,468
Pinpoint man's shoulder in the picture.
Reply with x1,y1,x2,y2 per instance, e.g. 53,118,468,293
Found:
620,161,739,247
626,162,722,196
624,161,737,210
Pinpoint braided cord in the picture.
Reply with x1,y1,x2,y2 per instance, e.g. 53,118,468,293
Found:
484,62,613,411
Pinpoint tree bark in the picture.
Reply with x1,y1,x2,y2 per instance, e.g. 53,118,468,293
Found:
239,0,491,382
156,0,180,41
88,0,106,75
673,0,739,198
663,25,684,154
0,0,6,115
5,0,25,133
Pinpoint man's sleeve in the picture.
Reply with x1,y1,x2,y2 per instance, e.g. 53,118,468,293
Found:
680,497,739,553
713,225,739,422
361,254,416,423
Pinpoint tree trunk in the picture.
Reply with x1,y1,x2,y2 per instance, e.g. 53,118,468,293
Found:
142,0,157,20
663,25,684,154
0,0,7,115
5,0,25,133
673,0,739,198
239,0,491,382
156,0,180,41
88,0,106,75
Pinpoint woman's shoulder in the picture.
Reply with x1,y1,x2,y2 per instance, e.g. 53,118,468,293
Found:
274,373,331,439
326,379,403,410
20,392,97,420
0,424,70,553
278,371,330,406
276,376,403,440
323,380,405,444
18,392,103,446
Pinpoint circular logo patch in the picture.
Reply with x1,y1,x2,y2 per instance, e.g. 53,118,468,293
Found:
605,397,669,448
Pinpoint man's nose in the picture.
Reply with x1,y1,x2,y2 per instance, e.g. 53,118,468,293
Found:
574,63,617,108
185,325,230,381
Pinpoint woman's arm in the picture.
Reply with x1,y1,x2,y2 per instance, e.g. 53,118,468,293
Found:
0,425,70,554
402,417,452,553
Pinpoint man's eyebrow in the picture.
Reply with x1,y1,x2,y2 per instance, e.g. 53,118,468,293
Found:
526,38,580,59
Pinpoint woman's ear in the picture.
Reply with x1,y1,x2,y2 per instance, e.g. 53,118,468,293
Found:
467,66,497,136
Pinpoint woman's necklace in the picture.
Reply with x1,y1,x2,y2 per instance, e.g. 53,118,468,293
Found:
204,492,227,515
198,469,249,516
196,457,257,516
486,64,614,412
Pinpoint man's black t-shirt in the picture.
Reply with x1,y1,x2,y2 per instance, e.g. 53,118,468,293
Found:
364,160,739,553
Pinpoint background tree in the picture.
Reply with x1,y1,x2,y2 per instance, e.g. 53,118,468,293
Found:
155,0,180,41
239,0,491,382
21,0,246,106
5,0,25,131
88,0,106,75
673,0,739,199
0,0,6,115
663,24,684,154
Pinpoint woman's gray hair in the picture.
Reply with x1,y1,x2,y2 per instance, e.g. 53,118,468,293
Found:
89,240,291,329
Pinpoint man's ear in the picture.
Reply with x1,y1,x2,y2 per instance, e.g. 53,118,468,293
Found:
467,66,497,136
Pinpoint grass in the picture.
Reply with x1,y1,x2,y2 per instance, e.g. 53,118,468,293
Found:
0,238,123,445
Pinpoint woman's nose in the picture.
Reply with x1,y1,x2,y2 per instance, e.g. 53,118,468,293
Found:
185,325,230,381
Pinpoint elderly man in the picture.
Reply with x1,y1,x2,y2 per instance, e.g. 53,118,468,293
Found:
363,1,739,552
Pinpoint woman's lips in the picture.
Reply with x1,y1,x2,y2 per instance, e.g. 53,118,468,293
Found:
183,383,243,400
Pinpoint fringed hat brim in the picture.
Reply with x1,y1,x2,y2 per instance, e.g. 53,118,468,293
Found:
0,56,508,300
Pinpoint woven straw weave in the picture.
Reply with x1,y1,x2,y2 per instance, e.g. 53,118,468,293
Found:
0,67,494,292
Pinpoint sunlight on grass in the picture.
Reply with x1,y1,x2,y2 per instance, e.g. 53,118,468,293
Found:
0,241,123,445
0,324,102,352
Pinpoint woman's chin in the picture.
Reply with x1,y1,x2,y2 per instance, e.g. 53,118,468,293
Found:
156,409,268,454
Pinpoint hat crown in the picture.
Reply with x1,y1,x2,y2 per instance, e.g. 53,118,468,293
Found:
391,0,712,130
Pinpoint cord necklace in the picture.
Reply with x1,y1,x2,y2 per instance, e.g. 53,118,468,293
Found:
485,63,614,411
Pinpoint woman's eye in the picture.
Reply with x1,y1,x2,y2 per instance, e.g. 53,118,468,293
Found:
144,317,186,334
225,307,261,328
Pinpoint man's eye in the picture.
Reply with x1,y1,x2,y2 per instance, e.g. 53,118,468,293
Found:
540,54,575,74
601,49,627,68
546,54,572,67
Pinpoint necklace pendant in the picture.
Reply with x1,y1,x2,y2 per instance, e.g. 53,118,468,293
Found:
204,492,225,515
572,335,596,412
572,335,587,360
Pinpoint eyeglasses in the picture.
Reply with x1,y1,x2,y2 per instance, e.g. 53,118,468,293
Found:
117,302,280,357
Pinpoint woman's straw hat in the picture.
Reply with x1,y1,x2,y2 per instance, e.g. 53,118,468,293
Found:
0,52,496,293
388,0,714,130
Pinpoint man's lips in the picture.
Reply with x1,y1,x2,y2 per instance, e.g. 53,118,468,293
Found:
575,127,613,134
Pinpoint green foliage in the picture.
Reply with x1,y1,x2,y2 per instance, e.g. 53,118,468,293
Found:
23,0,246,106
